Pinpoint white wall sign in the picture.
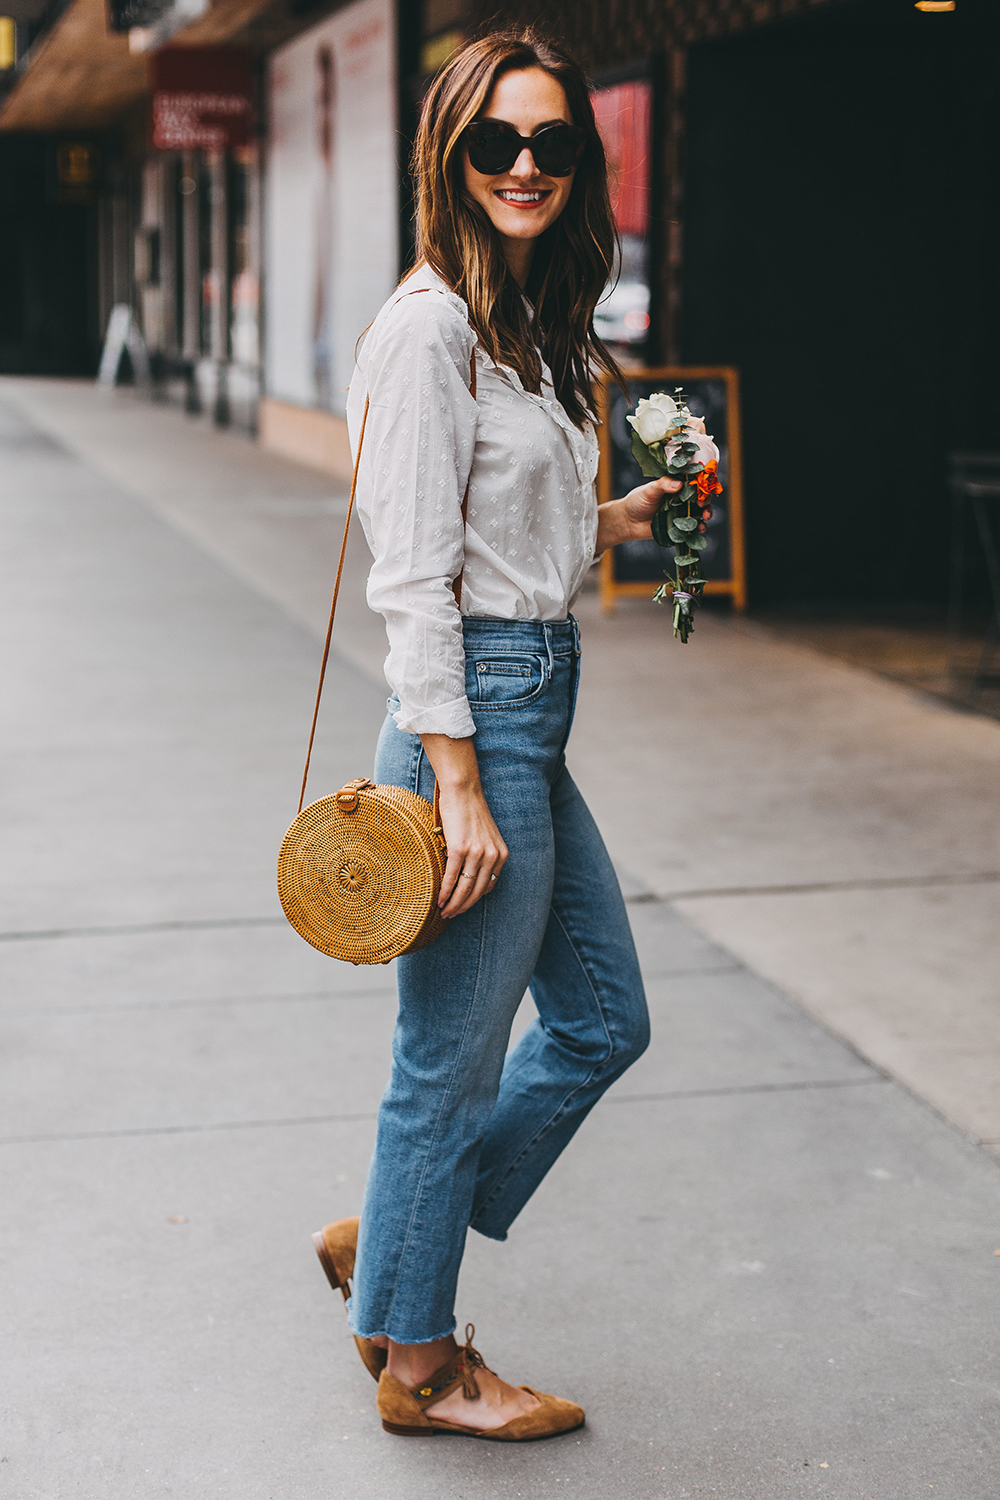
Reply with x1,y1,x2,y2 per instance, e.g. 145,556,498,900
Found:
265,0,397,416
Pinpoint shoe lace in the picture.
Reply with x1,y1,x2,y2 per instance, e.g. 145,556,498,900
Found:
458,1323,491,1401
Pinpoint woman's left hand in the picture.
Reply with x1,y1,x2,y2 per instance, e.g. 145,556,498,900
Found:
594,416,710,552
597,474,683,550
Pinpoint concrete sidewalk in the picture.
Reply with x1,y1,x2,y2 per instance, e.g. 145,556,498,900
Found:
1,380,999,1499
5,377,999,1155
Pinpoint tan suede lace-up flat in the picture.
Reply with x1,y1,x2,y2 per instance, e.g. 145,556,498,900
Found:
376,1324,585,1441
311,1217,387,1381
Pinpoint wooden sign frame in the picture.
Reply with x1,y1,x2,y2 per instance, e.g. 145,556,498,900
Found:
596,365,747,613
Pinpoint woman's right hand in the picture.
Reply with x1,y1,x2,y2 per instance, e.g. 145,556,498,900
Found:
420,733,508,918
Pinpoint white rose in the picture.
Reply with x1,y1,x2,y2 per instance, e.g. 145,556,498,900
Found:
627,392,682,445
648,391,684,421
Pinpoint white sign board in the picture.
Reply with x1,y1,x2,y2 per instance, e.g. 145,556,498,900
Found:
264,0,397,416
98,303,151,387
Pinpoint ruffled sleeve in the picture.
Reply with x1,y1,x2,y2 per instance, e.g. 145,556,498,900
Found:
352,288,478,738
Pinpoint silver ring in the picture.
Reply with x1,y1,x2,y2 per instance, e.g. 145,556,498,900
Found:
490,874,497,881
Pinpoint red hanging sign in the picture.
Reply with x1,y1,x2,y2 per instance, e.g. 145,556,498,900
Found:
150,47,253,152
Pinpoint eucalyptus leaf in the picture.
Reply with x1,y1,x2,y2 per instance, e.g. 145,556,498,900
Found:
630,430,665,480
650,511,673,548
688,533,709,551
674,515,699,532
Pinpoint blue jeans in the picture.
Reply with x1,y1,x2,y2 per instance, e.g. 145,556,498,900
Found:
348,617,649,1344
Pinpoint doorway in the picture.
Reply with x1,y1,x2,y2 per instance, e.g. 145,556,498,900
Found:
0,136,100,376
683,0,1000,609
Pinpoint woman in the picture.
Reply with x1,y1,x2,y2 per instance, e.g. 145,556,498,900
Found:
312,29,717,1441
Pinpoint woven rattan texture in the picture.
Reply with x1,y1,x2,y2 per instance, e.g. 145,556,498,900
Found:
277,784,448,965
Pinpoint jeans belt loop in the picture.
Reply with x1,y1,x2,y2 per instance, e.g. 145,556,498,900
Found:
570,615,581,656
542,623,554,682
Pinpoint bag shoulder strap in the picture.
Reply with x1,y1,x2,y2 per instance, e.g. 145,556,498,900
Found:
297,294,477,813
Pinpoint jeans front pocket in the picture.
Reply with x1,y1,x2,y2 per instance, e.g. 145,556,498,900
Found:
468,653,547,709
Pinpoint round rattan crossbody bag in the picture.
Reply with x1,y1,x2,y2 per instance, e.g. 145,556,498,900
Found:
277,338,475,966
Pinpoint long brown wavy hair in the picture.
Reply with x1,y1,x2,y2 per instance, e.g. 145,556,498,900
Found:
411,29,623,429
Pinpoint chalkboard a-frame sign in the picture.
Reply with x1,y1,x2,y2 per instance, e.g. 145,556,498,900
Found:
596,366,747,613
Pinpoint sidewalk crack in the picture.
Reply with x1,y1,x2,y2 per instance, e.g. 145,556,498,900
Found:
0,916,288,944
627,871,1000,903
607,1075,888,1106
0,1109,379,1148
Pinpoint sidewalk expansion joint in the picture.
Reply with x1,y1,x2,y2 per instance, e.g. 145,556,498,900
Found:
607,1075,889,1107
0,1077,890,1148
7,871,996,940
0,1109,380,1147
2,986,398,1017
2,972,735,1018
626,870,1000,903
0,915,288,944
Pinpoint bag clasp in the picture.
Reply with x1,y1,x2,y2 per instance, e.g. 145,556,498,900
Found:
335,777,373,813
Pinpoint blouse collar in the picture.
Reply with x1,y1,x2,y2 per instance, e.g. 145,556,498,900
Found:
391,265,599,485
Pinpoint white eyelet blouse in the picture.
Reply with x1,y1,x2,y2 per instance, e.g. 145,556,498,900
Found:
346,263,601,740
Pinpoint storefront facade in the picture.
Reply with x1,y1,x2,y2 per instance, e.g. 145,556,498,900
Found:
0,0,414,460
259,0,397,471
2,0,998,604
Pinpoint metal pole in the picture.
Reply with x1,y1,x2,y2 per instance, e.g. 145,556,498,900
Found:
946,478,965,692
160,154,178,362
112,166,130,307
208,148,229,426
245,145,262,430
180,152,201,412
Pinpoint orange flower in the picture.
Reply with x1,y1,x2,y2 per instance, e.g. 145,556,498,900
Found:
694,460,723,504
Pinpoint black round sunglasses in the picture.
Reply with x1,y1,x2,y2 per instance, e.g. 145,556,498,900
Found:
464,120,586,178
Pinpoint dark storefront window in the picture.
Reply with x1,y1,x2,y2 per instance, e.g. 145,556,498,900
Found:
0,136,99,375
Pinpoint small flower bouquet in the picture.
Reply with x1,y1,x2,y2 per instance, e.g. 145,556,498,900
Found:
626,389,723,643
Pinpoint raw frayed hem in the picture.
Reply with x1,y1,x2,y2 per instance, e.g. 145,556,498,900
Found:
347,1305,457,1345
